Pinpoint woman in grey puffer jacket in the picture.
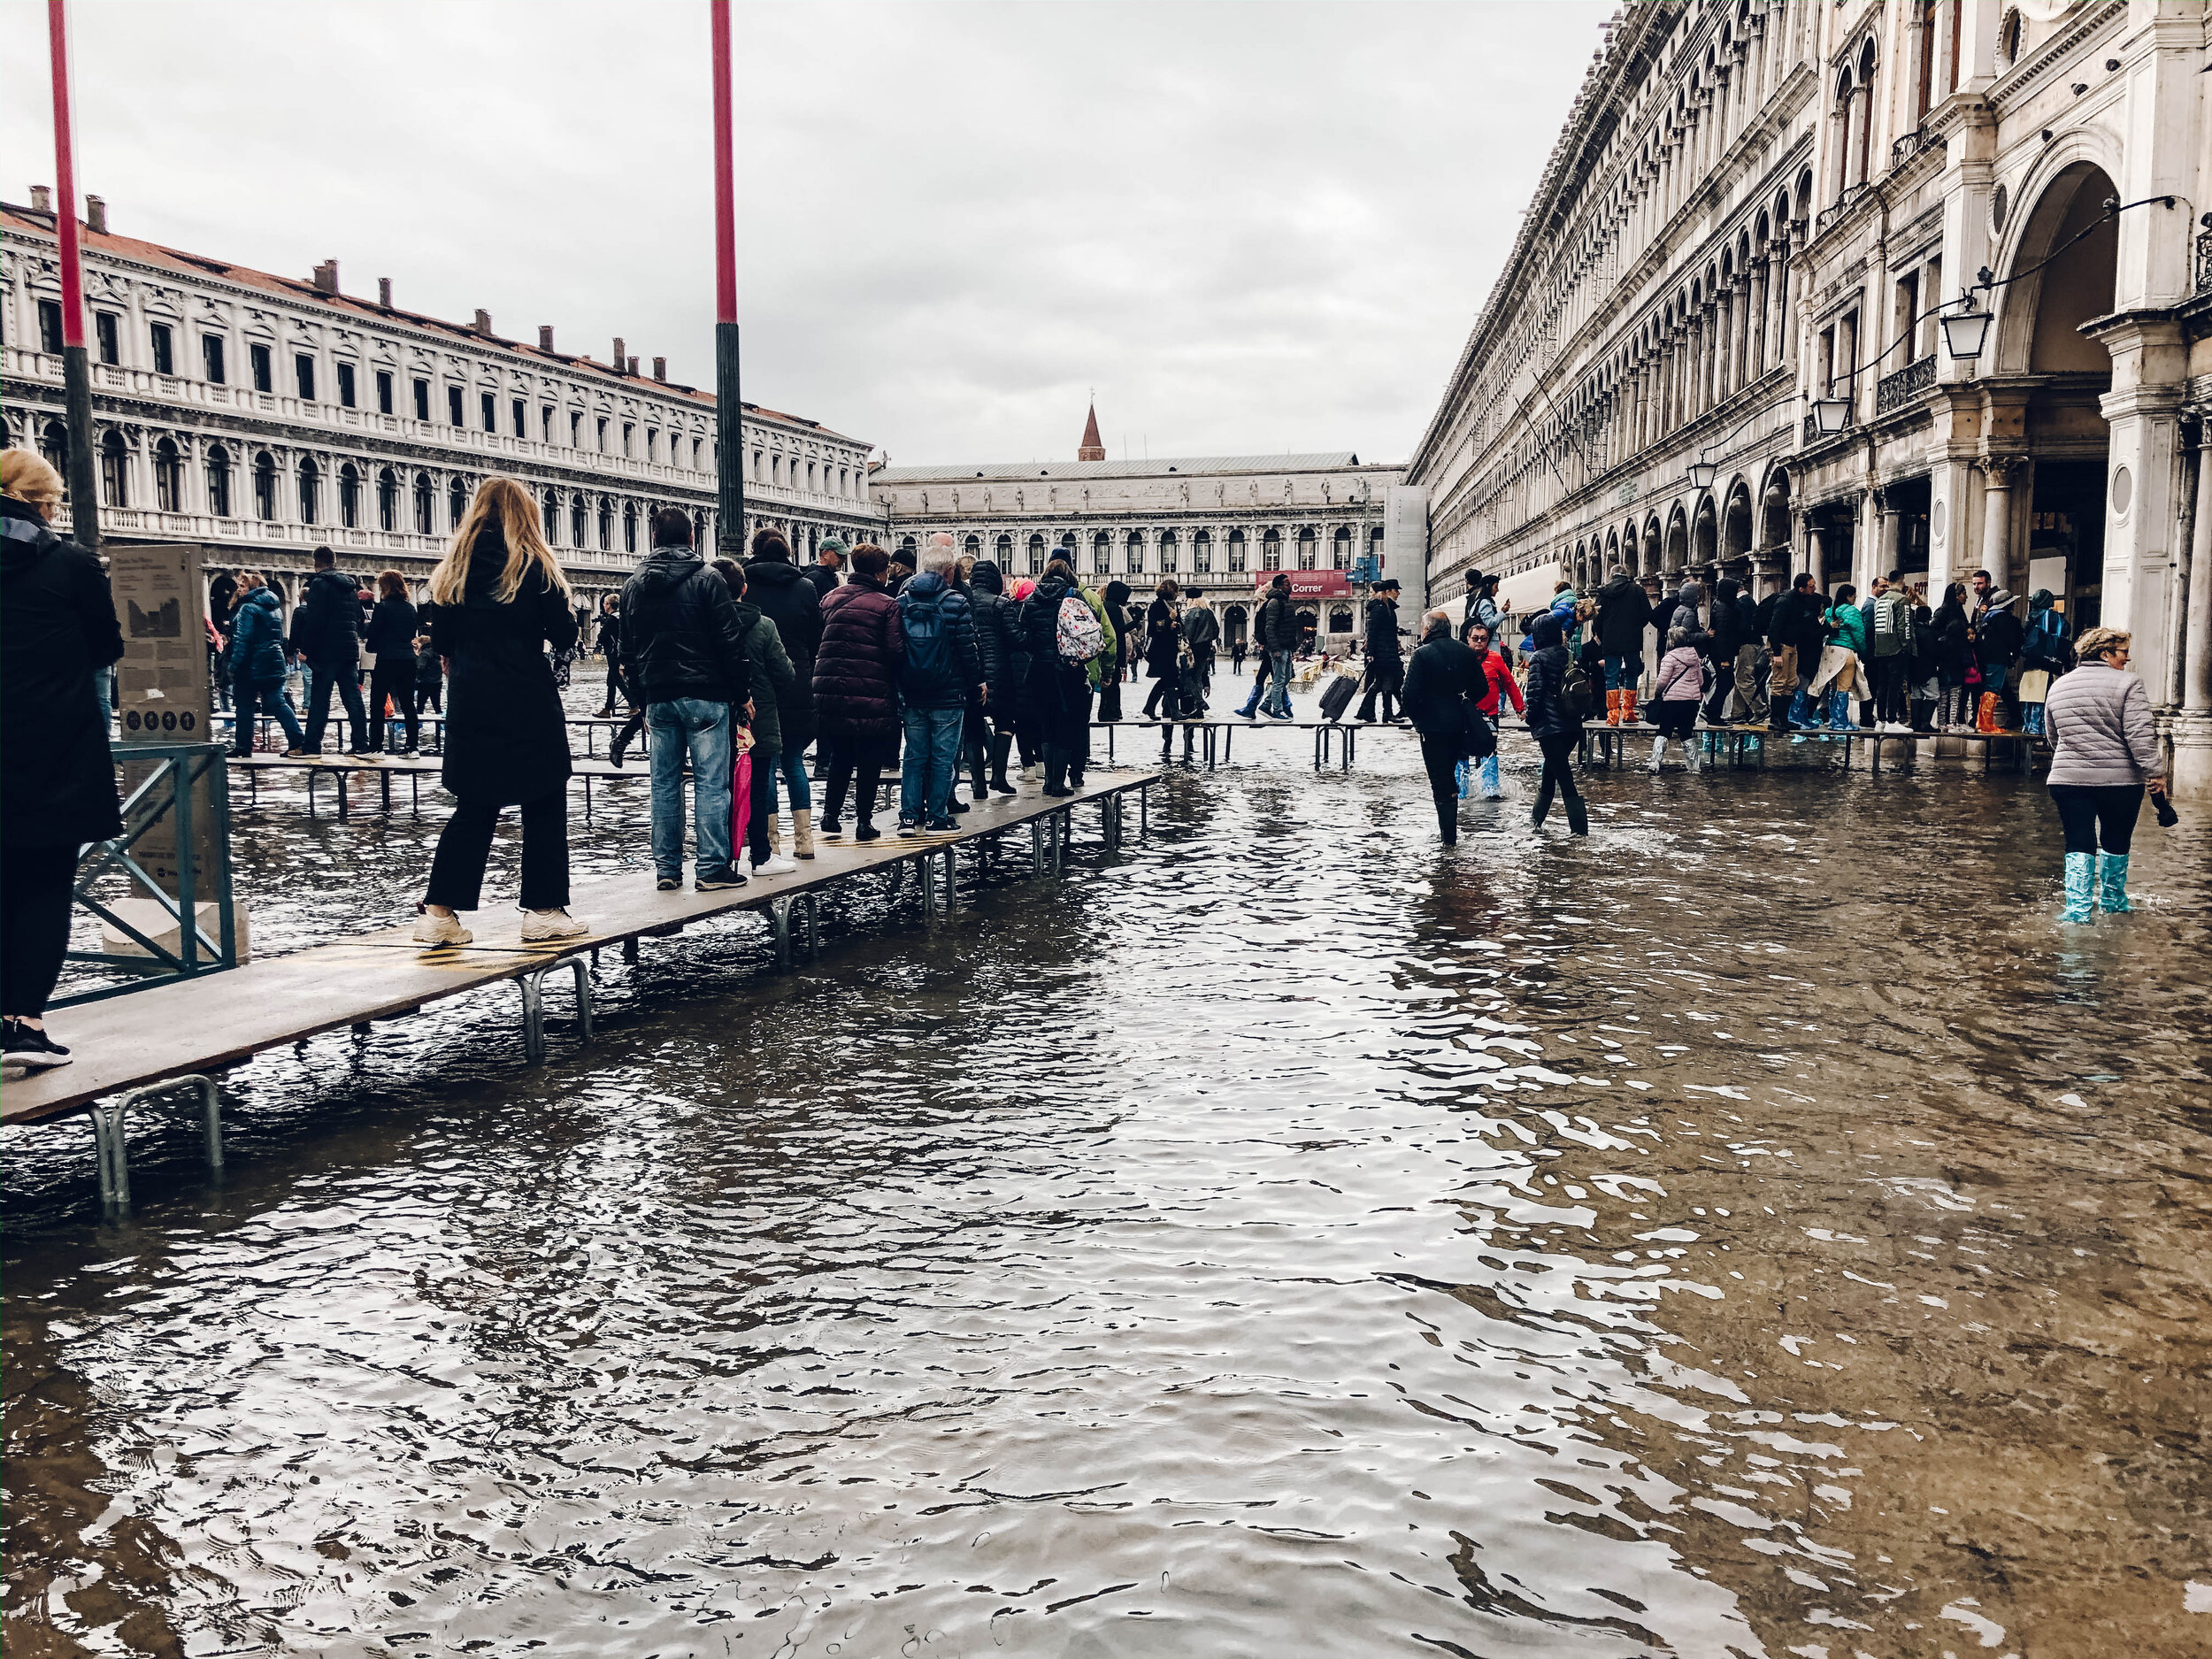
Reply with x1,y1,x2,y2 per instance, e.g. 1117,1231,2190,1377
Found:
2042,626,2167,922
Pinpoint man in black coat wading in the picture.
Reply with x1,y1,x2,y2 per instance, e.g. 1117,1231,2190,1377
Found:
296,544,373,754
1354,580,1407,723
1398,610,1483,846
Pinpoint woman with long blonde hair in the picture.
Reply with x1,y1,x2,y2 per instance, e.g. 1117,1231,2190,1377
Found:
414,477,588,946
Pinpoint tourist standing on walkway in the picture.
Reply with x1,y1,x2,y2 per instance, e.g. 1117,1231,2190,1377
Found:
1648,626,1706,773
1523,613,1589,837
618,509,750,893
746,527,824,859
2044,627,2165,922
415,479,590,945
1463,619,1524,798
295,544,372,755
2016,589,2070,735
593,595,625,717
815,545,903,842
967,559,1025,795
414,627,443,716
1770,573,1826,728
1702,577,1747,725
806,539,847,602
365,571,420,754
887,546,917,595
896,548,982,834
1594,564,1652,727
1974,588,2024,729
1905,587,1940,734
1245,573,1299,719
1928,582,1972,730
225,573,307,756
1093,580,1132,722
1180,588,1218,717
722,560,799,875
1807,583,1864,731
1019,558,1109,796
1400,611,1481,847
1355,580,1406,723
1141,579,1184,724
1,449,124,1068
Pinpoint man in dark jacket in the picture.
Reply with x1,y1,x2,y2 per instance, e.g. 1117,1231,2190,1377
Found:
1398,610,1482,845
805,539,846,602
619,507,753,891
1770,572,1829,728
815,545,904,841
745,526,825,856
1701,577,1745,724
295,545,373,755
1354,580,1407,723
895,543,983,833
968,559,1025,793
1247,574,1300,718
1594,565,1653,726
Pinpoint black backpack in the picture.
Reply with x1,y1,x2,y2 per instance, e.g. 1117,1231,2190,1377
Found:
1560,653,1595,723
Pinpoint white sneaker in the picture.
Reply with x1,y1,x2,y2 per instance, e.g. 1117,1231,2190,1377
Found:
412,912,472,947
750,853,799,876
520,908,589,942
1020,764,1041,782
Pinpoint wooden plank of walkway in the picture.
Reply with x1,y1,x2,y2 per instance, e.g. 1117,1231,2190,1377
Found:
0,769,1159,1128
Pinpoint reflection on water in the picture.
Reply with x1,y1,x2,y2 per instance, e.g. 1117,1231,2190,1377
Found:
6,733,2211,1657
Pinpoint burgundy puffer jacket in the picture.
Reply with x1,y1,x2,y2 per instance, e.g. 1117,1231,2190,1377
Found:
814,574,904,740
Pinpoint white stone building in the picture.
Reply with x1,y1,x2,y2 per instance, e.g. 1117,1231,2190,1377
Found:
0,193,878,612
1404,0,2212,794
872,405,1409,649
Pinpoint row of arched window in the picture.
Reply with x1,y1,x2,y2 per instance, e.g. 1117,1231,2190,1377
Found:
895,524,1386,579
750,449,864,499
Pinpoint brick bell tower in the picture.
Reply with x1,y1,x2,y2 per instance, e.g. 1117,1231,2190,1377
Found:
1077,399,1106,463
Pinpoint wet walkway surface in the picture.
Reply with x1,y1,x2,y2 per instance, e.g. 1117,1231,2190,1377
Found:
6,711,2211,1657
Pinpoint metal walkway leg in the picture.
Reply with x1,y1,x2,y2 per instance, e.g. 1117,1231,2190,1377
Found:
518,954,593,1064
84,1074,224,1215
771,895,795,965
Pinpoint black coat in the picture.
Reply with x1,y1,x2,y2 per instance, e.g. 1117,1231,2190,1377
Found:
618,546,752,706
815,575,903,741
1017,571,1091,744
1364,595,1403,661
365,594,419,664
1257,589,1300,653
1144,597,1182,675
967,565,1025,711
1930,599,1971,675
1,496,123,849
1595,573,1653,656
744,555,823,754
803,563,841,602
1523,642,1579,741
426,526,578,806
1398,633,1481,741
1708,585,1749,661
294,566,364,665
1772,589,1828,657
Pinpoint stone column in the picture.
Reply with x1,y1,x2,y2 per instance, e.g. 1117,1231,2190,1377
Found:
2174,422,2212,798
2085,313,2188,702
1977,455,2021,587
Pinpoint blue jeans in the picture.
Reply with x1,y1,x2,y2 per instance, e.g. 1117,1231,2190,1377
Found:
1602,653,1636,691
233,676,304,752
647,699,733,876
764,743,812,814
900,705,964,824
1263,650,1294,715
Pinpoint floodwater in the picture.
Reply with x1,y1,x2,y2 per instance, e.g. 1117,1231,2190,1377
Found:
6,693,2212,1658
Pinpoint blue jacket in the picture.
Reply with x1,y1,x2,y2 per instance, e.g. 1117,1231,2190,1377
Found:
228,587,288,682
896,570,981,710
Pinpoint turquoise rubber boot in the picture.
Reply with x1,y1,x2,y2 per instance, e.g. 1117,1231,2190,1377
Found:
2062,852,2095,922
1828,688,1855,730
2098,852,2131,914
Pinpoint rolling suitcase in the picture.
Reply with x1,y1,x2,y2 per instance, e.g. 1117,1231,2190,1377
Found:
1319,673,1357,723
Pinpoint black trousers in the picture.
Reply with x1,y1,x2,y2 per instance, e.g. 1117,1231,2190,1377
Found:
367,659,419,750
823,749,884,826
1531,734,1584,825
603,653,626,710
1356,656,1403,722
1870,655,1909,722
1418,733,1461,843
2050,784,2144,856
749,746,780,863
426,792,570,911
419,679,442,714
305,659,371,750
3,844,81,1018
1141,667,1181,719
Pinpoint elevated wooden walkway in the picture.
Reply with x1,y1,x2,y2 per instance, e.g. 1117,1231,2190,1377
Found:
3,771,1159,1210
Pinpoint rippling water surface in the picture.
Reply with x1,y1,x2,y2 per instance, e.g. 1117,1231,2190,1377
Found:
7,710,2211,1657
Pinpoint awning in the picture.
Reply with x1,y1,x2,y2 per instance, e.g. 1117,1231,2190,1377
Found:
1495,564,1567,618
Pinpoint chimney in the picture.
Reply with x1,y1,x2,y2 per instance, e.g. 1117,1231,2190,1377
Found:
626,355,640,375
652,356,667,382
612,336,626,372
29,185,52,214
538,325,556,352
474,308,493,334
311,259,339,296
86,195,107,234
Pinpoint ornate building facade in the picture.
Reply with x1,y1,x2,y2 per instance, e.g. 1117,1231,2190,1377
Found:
873,406,1409,647
0,194,878,611
1405,0,2212,794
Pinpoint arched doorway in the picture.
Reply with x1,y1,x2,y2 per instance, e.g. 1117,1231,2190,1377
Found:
1223,603,1249,648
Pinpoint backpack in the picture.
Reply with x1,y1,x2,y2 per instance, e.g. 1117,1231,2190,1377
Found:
1056,592,1105,662
1560,652,1595,723
2021,609,2070,671
899,588,956,695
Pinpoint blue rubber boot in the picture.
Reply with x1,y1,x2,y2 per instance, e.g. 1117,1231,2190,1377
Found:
2097,852,2131,914
1789,687,1819,729
1479,756,1502,798
2062,852,2095,923
1456,759,1472,799
1828,689,1855,730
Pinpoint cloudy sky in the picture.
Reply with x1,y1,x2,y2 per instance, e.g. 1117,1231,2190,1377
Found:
3,0,1604,466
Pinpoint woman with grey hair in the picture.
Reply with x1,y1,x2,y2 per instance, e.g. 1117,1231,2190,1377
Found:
2042,626,2166,921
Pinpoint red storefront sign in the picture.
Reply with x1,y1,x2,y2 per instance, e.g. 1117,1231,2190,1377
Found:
1251,570,1350,599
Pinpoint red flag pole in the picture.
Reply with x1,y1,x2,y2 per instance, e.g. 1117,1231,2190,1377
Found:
710,0,743,555
47,0,100,549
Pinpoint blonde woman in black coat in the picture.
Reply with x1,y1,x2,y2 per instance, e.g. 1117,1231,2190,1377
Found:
414,478,587,946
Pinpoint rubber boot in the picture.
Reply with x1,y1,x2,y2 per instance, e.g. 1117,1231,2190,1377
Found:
2062,851,2095,922
1788,687,1816,729
1043,753,1071,797
1647,734,1665,772
1620,687,1640,726
793,808,816,860
2097,852,2131,914
1685,735,1701,774
1910,699,1937,735
1237,688,1261,718
966,738,990,802
1479,756,1502,798
1827,688,1854,730
989,732,1017,795
1564,795,1589,836
1436,795,1457,847
1605,687,1622,726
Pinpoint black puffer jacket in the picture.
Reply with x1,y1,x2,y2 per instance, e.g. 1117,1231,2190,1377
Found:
427,524,579,806
294,566,364,664
1144,596,1181,675
745,553,823,754
365,594,418,664
815,574,903,741
1,495,123,849
967,560,1025,710
618,544,752,706
1257,588,1300,653
1399,629,1480,740
1708,580,1747,661
1595,572,1653,656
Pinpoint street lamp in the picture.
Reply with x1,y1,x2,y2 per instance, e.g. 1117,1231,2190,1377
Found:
1686,457,1718,490
1810,389,1853,434
1939,293,1994,361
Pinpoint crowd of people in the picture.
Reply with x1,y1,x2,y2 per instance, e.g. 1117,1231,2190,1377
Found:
0,447,2180,1071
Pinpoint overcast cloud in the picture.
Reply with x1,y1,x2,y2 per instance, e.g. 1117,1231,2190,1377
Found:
2,0,1604,465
